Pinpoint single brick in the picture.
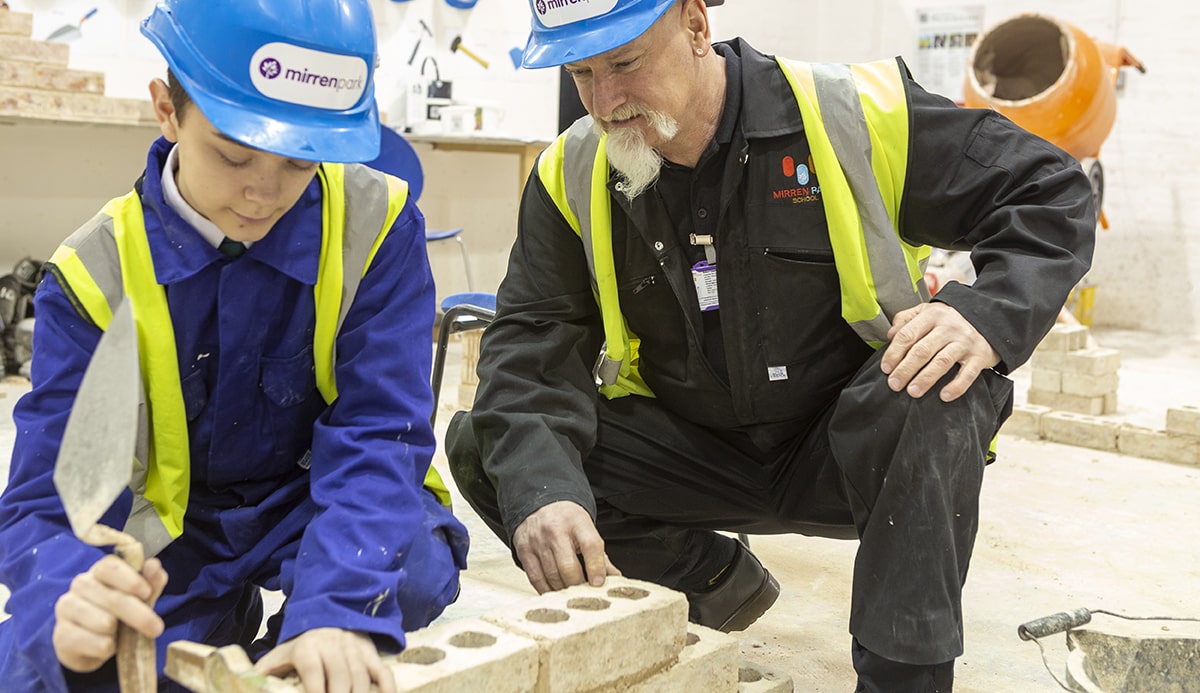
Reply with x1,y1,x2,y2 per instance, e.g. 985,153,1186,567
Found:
165,642,298,692
0,11,33,37
738,658,795,693
1117,425,1200,467
1061,371,1119,398
0,86,154,124
482,576,688,693
1028,389,1108,417
0,60,105,93
1037,324,1089,352
1029,368,1062,393
1165,405,1200,438
1029,349,1067,371
627,625,739,692
0,36,69,66
1062,348,1121,376
390,618,539,693
1002,403,1050,439
1040,411,1119,451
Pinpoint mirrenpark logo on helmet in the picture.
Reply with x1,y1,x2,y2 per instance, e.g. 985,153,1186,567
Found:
249,42,368,111
535,0,617,28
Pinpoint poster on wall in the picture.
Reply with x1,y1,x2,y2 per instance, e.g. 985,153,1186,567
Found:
914,6,985,104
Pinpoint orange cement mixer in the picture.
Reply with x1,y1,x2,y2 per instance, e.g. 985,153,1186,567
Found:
962,14,1144,228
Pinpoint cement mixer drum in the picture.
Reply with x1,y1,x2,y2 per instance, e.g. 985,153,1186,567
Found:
964,14,1144,227
963,14,1139,163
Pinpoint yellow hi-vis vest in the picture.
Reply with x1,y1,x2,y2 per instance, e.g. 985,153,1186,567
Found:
537,58,932,400
48,163,452,557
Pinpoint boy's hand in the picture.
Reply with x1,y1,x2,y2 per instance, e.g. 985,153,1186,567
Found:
52,555,167,673
513,500,621,594
255,628,397,693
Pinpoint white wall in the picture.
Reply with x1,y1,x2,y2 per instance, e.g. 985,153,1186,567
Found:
3,0,1197,336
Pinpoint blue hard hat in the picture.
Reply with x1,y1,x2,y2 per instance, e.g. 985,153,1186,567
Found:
521,0,722,69
522,0,674,69
141,0,381,163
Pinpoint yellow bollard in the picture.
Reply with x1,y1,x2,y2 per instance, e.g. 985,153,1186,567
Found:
1068,285,1097,326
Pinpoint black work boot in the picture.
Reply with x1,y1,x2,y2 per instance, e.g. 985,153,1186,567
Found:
852,638,955,692
686,541,780,632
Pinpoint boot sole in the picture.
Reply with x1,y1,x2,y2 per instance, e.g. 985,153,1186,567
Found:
718,571,781,632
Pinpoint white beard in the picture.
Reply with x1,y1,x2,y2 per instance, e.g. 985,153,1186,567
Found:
593,107,680,201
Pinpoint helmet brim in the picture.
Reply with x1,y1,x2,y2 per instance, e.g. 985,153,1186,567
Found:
521,0,675,69
186,80,381,163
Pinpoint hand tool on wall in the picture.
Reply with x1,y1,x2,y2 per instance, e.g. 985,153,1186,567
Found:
450,35,489,69
46,7,97,42
53,299,155,692
407,19,433,66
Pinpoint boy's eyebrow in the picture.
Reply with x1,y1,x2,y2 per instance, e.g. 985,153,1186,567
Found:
213,130,241,145
212,129,254,150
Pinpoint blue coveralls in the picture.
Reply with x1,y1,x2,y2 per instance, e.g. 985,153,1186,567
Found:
0,137,469,691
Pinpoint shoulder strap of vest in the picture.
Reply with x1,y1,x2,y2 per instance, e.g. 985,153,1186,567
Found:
538,119,646,391
313,163,409,402
776,57,930,344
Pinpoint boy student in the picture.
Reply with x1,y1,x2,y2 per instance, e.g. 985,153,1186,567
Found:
0,1,468,690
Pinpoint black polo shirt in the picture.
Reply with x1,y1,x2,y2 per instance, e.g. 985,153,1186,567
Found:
652,44,743,382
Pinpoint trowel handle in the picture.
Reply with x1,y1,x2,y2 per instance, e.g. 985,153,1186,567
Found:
116,624,156,693
81,526,157,692
1017,608,1093,640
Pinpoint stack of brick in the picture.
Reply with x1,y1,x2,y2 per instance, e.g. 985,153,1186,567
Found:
0,11,154,125
1025,324,1120,416
165,576,795,693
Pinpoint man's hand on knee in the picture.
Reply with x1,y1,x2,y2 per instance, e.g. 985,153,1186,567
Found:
881,302,1000,401
513,501,621,594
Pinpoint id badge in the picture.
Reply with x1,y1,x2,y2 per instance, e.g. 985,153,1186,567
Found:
691,260,719,312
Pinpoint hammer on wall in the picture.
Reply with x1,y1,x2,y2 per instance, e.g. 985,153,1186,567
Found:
450,35,489,69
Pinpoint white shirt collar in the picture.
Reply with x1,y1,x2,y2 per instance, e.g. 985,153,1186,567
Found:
160,144,252,250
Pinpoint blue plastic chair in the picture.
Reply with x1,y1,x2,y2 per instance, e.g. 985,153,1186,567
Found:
366,126,474,291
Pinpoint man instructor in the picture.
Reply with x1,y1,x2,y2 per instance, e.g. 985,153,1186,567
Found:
447,0,1094,690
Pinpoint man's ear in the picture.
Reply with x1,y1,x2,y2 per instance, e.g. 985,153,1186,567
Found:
148,78,180,142
683,0,711,42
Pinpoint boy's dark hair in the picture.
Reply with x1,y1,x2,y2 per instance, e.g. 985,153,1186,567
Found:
166,69,193,122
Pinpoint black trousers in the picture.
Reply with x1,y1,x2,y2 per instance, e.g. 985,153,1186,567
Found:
446,349,1013,665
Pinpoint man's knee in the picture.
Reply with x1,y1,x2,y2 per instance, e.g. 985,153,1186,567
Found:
834,351,1011,436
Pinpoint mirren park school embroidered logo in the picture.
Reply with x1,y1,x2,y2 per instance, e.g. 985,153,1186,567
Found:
771,154,821,205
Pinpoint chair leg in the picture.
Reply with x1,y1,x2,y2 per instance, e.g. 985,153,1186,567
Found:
430,304,495,427
453,235,475,292
430,315,455,427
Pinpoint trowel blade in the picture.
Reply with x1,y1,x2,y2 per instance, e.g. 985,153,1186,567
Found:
52,299,141,538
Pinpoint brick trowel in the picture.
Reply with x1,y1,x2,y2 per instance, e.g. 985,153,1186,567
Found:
52,298,156,692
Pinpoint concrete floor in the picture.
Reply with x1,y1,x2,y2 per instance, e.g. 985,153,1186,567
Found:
2,325,1198,691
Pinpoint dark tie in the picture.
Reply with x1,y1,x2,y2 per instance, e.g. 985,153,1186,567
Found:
219,237,245,258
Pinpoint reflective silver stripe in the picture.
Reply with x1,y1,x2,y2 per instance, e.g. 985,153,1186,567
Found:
58,213,124,315
811,62,924,341
562,117,602,293
335,163,392,335
560,118,626,386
